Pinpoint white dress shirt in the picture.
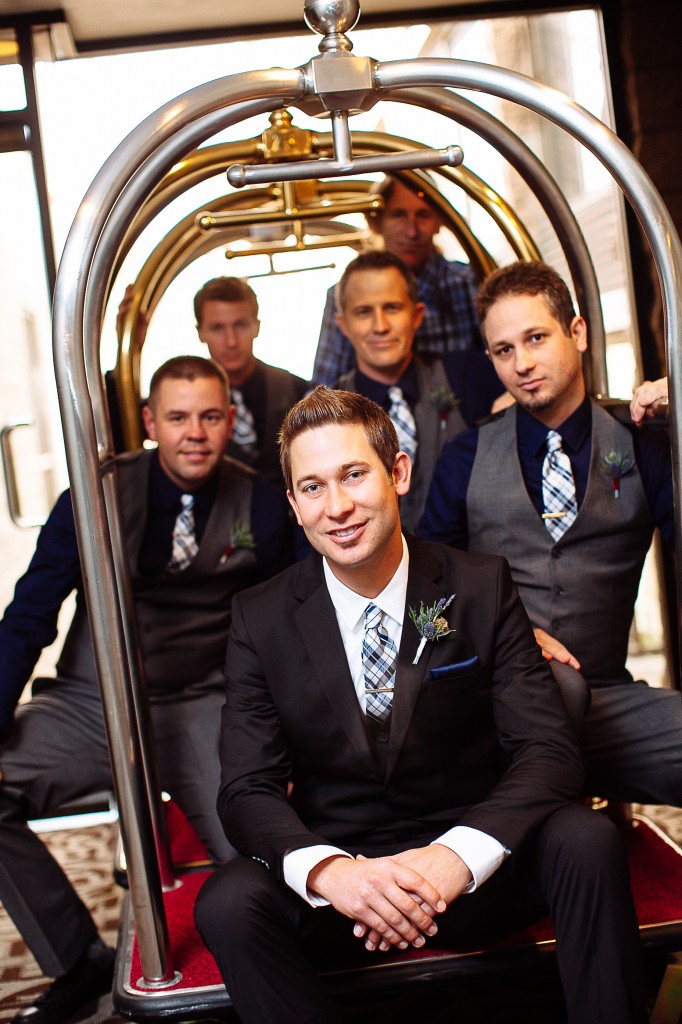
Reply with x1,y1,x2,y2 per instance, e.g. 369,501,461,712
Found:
284,537,508,905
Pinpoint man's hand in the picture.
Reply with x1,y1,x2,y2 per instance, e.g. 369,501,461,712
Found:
630,377,669,426
391,844,472,905
308,854,446,952
533,628,581,670
353,845,472,953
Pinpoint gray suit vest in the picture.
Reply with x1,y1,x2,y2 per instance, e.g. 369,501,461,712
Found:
338,357,467,532
467,403,653,686
57,451,256,697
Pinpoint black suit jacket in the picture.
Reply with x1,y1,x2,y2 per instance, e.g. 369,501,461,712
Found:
218,536,584,882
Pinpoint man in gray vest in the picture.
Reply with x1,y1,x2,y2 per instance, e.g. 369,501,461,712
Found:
419,260,678,807
333,251,504,531
0,355,294,1024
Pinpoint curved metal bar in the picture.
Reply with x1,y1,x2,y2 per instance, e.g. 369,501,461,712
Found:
379,87,606,395
376,56,682,640
53,70,305,984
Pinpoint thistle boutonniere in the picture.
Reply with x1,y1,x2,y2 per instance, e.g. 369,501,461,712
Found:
429,387,459,431
219,521,255,564
602,450,634,499
409,594,455,665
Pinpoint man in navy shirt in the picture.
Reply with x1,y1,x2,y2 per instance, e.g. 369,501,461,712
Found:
333,250,504,531
0,356,294,1024
419,260,678,808
313,176,483,386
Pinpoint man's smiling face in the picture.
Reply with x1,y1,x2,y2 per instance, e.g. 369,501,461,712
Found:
287,421,410,594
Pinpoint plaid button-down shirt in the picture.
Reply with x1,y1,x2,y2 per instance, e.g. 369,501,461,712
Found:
312,252,483,386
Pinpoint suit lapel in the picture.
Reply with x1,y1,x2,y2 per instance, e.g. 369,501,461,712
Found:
294,555,375,770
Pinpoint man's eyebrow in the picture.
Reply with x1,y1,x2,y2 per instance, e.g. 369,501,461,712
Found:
295,461,370,488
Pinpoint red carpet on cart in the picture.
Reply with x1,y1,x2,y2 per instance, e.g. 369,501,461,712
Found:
128,814,682,993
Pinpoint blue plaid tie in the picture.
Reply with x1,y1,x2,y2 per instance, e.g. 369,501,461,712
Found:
387,386,418,465
542,430,578,541
231,387,258,459
362,603,397,722
167,494,199,573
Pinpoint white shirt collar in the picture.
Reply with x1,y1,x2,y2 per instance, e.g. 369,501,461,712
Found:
323,535,409,632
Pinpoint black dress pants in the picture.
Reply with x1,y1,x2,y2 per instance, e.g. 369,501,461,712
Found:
195,804,648,1024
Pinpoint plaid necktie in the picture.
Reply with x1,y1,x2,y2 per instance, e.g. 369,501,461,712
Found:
542,430,578,541
387,386,418,464
167,494,199,573
362,603,398,722
231,387,258,458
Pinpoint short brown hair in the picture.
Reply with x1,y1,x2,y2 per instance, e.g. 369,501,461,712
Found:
194,277,259,324
335,250,419,313
147,355,229,409
476,261,577,340
279,386,399,493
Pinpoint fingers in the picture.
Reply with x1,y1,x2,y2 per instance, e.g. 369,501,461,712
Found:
345,862,443,951
630,378,669,425
533,628,581,669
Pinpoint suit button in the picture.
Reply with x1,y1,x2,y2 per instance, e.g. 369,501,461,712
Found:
551,549,562,559
378,731,389,743
554,586,565,596
387,785,399,798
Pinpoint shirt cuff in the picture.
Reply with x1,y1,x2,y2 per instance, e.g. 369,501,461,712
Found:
283,845,352,906
431,826,509,892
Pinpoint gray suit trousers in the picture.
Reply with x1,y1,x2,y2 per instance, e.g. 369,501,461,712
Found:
0,674,232,977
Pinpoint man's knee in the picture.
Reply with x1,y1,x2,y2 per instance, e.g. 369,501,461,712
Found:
194,857,278,947
536,805,628,883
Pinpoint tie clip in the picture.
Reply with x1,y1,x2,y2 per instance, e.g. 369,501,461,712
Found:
542,512,567,519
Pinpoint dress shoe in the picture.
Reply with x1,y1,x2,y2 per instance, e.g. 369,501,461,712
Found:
12,947,114,1024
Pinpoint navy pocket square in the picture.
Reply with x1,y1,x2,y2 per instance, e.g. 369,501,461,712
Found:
429,656,479,679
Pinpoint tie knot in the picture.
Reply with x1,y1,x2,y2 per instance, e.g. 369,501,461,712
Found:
180,494,194,510
365,602,381,631
546,430,563,455
387,386,404,405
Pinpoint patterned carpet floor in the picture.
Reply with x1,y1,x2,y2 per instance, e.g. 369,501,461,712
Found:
0,805,679,1024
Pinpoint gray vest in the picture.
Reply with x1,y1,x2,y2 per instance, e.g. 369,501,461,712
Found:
56,451,257,697
467,403,653,686
338,357,467,532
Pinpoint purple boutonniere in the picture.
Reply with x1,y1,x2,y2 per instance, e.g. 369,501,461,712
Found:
429,387,459,431
409,594,455,665
219,521,255,564
602,450,634,499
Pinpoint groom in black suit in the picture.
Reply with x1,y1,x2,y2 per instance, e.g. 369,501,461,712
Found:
195,387,647,1024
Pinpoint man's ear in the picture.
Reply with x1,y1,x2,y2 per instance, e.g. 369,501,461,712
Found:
571,316,588,354
286,490,303,527
413,302,426,332
393,451,412,497
334,311,350,340
142,403,157,442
